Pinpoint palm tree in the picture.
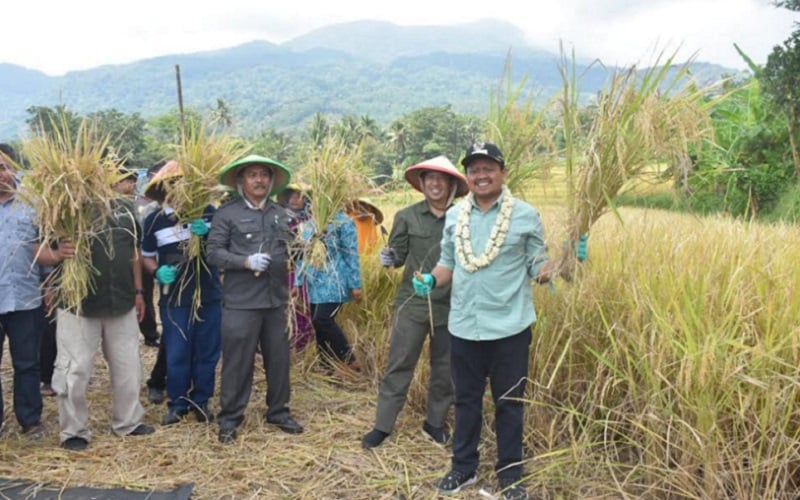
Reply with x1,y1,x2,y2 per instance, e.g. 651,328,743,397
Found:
210,98,234,129
308,113,329,148
387,120,408,164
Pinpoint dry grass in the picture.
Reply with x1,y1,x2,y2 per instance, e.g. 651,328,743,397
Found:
0,325,511,499
7,175,800,498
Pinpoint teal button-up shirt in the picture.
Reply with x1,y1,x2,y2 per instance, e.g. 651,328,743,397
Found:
438,191,549,341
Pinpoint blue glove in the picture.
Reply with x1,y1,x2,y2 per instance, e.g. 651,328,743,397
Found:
155,265,178,285
190,219,209,236
379,247,397,267
576,234,588,262
247,253,271,272
412,273,435,297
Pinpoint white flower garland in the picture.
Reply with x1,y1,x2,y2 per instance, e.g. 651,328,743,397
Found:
455,186,514,272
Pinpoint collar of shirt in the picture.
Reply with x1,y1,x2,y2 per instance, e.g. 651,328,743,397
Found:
469,191,505,212
0,191,16,206
243,196,267,210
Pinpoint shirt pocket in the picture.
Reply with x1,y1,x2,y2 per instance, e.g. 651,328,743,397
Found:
271,217,293,258
407,227,440,264
500,226,526,253
231,218,265,252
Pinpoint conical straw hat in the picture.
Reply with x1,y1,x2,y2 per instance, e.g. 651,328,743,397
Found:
404,155,468,197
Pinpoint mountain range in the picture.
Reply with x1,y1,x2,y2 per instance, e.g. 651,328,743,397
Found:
0,19,742,139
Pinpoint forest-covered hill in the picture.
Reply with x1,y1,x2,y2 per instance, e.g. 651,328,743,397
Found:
0,19,740,139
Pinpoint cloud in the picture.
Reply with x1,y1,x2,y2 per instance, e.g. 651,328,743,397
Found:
1,0,798,75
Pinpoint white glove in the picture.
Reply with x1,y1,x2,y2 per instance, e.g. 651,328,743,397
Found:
247,253,271,272
379,247,397,267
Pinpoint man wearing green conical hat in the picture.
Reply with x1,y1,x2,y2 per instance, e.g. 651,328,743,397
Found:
206,154,304,443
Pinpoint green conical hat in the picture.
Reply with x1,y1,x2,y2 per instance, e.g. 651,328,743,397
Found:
219,154,291,196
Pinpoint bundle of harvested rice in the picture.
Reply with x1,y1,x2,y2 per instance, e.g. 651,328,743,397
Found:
20,117,123,314
557,48,719,279
163,121,249,312
296,135,371,269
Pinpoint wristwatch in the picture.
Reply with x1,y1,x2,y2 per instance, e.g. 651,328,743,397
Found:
134,289,146,295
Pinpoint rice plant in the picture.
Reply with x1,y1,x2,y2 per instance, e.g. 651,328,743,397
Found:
20,115,121,315
296,134,371,269
556,46,721,279
484,53,560,198
164,120,249,314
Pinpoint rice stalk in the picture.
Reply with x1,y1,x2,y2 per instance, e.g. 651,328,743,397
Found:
556,45,721,279
19,115,121,315
164,120,249,315
296,134,371,269
485,52,559,198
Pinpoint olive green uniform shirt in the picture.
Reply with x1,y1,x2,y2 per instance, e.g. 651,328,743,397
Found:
389,200,451,326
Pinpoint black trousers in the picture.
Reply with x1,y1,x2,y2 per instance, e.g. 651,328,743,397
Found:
139,274,159,342
310,302,355,364
146,341,167,390
40,310,57,385
449,327,531,481
217,306,291,430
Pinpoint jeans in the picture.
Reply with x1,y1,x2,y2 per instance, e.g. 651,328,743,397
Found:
160,301,221,411
0,307,45,427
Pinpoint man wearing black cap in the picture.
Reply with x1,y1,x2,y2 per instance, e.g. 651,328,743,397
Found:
412,142,559,500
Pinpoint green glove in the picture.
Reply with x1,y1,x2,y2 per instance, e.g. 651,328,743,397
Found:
412,273,435,297
190,219,209,236
576,234,588,262
155,265,178,285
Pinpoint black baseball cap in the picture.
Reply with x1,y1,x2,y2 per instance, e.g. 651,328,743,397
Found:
462,142,504,168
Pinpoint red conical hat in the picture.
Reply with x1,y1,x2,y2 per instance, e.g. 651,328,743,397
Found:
404,155,468,198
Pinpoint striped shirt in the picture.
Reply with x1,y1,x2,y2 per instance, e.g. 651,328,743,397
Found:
141,205,221,307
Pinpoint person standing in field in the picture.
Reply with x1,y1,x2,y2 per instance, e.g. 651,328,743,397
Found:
276,183,315,351
140,161,221,426
141,161,169,404
294,206,362,372
412,142,585,500
53,162,155,451
0,143,73,438
206,155,304,443
361,155,468,449
346,197,384,257
136,162,165,349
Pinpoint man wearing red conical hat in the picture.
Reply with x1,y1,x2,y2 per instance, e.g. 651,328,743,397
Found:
206,155,303,443
362,155,468,450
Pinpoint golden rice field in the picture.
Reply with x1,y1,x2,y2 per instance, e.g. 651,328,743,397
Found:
3,182,800,499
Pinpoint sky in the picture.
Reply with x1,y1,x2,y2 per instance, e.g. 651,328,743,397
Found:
2,0,798,76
